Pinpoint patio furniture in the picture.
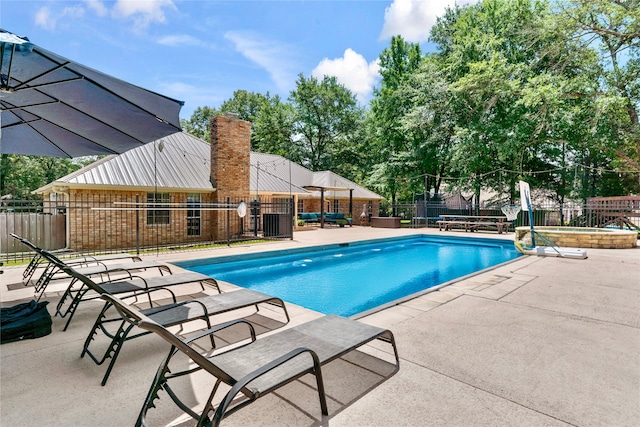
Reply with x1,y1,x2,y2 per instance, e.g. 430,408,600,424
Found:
103,293,399,427
61,266,288,386
299,212,321,223
11,234,172,301
11,234,219,330
437,215,512,234
22,249,143,285
323,212,351,227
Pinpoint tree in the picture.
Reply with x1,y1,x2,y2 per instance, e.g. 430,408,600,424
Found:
252,95,296,156
0,154,83,198
219,90,269,124
368,36,422,206
427,0,622,207
557,0,640,191
180,106,219,142
288,74,363,171
397,55,456,198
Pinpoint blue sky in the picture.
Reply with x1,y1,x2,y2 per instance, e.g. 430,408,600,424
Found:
2,0,475,119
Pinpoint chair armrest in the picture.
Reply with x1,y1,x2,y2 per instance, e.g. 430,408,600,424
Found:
213,347,324,425
183,319,257,344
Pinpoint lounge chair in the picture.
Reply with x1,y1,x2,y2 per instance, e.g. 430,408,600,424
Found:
103,293,399,427
20,244,142,285
60,266,288,386
37,250,220,331
12,235,220,331
11,234,172,301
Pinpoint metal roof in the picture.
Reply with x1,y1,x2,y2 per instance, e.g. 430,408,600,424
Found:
35,132,383,200
309,170,383,199
251,152,310,195
35,131,213,193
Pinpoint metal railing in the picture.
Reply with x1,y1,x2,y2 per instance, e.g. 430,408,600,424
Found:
383,199,640,230
1,195,294,264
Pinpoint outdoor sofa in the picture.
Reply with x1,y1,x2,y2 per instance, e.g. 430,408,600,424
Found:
299,212,321,223
299,212,352,227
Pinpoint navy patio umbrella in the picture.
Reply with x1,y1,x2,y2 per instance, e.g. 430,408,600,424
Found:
0,29,184,158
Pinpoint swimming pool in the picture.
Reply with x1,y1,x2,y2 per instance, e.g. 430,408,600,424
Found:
177,235,521,317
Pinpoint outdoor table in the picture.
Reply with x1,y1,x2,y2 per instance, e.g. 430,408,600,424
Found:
437,215,512,234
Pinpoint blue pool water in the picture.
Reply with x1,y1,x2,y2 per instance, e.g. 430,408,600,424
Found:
177,235,521,317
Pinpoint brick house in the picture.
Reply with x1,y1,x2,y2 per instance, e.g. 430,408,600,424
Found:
34,115,382,251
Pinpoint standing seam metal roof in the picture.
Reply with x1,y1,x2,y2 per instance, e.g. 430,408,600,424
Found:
34,132,383,200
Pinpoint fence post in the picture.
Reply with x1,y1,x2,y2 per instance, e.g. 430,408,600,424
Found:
290,197,294,240
135,194,140,256
227,197,231,246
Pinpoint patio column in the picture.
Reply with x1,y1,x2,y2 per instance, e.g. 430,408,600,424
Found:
320,188,325,228
349,189,353,227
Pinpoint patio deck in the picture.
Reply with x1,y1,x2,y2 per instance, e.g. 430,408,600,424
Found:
1,227,639,426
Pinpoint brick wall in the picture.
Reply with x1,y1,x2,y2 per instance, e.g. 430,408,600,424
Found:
67,189,215,251
210,114,252,239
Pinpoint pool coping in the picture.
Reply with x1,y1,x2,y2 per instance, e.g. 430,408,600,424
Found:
352,255,523,320
173,233,523,319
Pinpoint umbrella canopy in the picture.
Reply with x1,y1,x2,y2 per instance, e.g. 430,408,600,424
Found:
0,29,184,158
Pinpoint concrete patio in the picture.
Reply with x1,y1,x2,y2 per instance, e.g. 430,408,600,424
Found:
1,227,639,426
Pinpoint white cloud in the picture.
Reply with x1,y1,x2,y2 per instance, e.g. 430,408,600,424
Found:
112,0,177,31
35,1,174,32
380,0,478,43
84,0,108,17
35,5,85,31
35,7,55,30
157,34,207,47
224,30,298,92
312,49,380,104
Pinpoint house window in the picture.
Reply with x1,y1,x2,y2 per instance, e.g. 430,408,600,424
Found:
297,199,304,213
147,192,170,225
187,193,201,236
333,199,339,213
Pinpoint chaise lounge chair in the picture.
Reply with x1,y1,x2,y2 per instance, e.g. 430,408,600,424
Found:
12,235,220,330
20,245,143,285
61,266,289,386
11,234,172,301
103,293,399,427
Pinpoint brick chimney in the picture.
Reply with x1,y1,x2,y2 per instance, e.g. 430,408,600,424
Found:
210,113,251,199
209,114,251,239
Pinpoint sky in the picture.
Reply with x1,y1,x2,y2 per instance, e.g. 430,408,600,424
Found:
2,0,476,119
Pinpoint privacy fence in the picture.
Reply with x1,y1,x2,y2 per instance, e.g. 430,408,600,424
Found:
1,195,293,264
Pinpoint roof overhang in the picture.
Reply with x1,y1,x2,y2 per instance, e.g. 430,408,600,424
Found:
34,182,216,195
303,185,353,192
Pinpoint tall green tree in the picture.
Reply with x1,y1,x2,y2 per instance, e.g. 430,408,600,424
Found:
557,0,640,192
180,106,219,142
0,155,83,197
368,36,422,206
288,74,363,171
429,0,610,206
180,90,270,145
252,94,295,156
397,55,456,199
219,89,269,124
